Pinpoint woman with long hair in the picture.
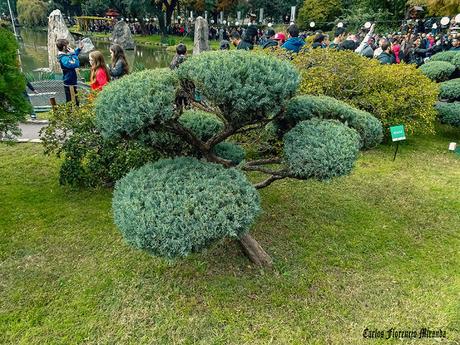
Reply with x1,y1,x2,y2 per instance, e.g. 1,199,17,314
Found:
89,51,110,91
109,44,129,79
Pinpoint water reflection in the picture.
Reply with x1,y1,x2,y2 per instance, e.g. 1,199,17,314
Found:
19,28,175,75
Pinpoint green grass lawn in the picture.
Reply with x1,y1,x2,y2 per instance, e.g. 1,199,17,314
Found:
0,126,459,344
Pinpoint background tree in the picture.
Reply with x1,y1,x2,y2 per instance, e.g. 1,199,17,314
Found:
297,0,342,28
0,27,30,138
407,0,460,16
94,50,382,267
16,0,48,26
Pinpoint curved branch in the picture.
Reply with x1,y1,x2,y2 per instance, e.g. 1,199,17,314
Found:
254,175,286,189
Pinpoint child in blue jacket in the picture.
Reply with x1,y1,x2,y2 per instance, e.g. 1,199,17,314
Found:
56,39,83,104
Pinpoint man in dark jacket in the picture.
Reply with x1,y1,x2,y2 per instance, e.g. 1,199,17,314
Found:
282,25,305,53
56,38,82,104
377,40,395,64
230,31,253,50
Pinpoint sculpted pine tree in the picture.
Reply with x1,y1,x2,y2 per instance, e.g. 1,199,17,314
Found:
95,50,383,267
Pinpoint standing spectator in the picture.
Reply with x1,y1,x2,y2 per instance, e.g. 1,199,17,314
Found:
450,38,460,51
56,38,82,104
273,32,286,47
25,80,38,120
109,44,129,80
170,43,187,69
312,33,326,49
260,29,278,49
330,27,346,49
220,40,230,50
377,40,395,64
282,25,305,53
89,51,110,91
230,31,253,50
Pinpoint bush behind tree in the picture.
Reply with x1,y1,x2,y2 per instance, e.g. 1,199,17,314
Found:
40,99,160,187
282,49,438,136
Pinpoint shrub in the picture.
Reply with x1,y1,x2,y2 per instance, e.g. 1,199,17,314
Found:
419,61,456,82
112,157,260,259
283,119,360,180
284,95,383,149
40,100,160,187
439,78,460,102
0,28,30,137
436,103,460,127
177,50,299,125
95,69,179,140
289,49,438,135
452,54,460,69
429,51,459,64
429,51,460,70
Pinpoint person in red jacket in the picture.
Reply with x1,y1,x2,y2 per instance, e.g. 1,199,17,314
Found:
89,51,110,91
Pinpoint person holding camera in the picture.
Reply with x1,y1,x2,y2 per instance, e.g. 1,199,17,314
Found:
56,38,83,104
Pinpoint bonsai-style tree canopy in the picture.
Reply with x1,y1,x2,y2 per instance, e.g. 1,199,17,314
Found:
95,50,383,267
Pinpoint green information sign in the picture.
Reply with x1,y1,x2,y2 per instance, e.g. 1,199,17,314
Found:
390,125,406,142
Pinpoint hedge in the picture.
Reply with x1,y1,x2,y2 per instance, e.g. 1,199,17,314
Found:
439,78,460,102
113,157,260,259
282,49,438,135
419,61,456,82
436,103,460,127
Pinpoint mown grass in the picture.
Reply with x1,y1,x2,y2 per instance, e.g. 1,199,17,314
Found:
0,126,459,344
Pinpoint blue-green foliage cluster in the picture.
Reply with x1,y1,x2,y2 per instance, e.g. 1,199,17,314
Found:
95,69,178,139
283,119,360,180
453,54,460,69
140,109,230,156
439,78,460,102
179,110,224,141
212,142,246,164
284,95,383,149
419,61,456,82
177,50,299,125
430,51,460,69
113,157,260,259
436,103,460,127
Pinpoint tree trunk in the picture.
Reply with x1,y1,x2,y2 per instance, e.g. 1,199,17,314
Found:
239,233,273,268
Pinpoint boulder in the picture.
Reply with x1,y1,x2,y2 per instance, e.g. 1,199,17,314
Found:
79,37,95,54
47,9,75,73
193,17,209,55
111,20,135,50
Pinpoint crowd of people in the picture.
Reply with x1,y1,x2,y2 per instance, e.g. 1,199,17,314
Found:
214,21,460,66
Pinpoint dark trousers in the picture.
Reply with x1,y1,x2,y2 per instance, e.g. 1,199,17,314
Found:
64,85,79,106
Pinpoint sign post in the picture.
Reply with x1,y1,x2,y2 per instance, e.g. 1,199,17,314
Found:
390,125,406,161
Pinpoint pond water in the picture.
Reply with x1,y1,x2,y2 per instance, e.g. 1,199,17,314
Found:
19,28,175,76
